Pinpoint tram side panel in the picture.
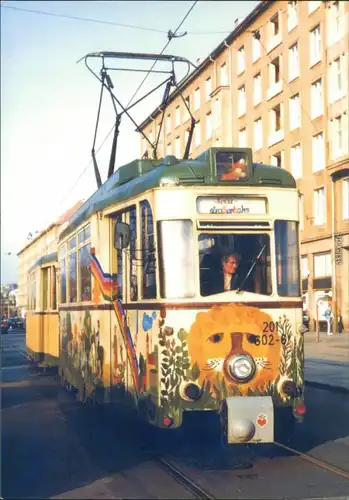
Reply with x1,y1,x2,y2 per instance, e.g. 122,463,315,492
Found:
26,312,42,363
43,312,60,367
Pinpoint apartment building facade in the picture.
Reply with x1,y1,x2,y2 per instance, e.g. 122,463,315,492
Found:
17,201,84,317
138,0,349,330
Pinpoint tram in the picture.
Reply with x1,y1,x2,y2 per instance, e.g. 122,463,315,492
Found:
25,52,306,445
26,253,59,367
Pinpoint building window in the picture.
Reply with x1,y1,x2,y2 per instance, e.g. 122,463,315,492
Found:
270,103,282,132
311,78,323,120
328,1,340,45
253,73,262,105
308,0,320,14
289,43,299,81
141,200,156,299
329,57,342,103
67,236,77,303
194,87,200,111
331,115,343,158
78,224,91,302
238,85,246,116
175,136,180,157
288,1,298,31
299,194,304,231
220,62,228,86
237,46,245,74
195,120,201,146
205,77,212,101
310,25,321,66
254,118,263,151
291,143,302,180
313,187,326,225
252,31,261,61
205,112,212,140
289,93,301,130
301,254,308,276
238,127,247,147
270,56,281,86
166,114,171,134
166,142,172,155
175,106,180,128
271,151,283,168
343,179,349,220
270,12,280,36
314,252,332,277
312,132,325,172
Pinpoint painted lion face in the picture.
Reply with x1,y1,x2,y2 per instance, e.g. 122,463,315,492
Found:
188,304,281,394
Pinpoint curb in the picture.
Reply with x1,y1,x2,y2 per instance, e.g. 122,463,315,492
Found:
305,380,349,395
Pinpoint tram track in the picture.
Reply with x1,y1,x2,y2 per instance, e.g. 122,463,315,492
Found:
273,441,349,480
156,457,216,500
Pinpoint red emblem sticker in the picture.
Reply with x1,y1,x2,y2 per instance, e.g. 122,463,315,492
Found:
256,413,268,427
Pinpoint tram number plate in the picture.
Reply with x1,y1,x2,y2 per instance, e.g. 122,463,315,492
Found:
249,322,287,346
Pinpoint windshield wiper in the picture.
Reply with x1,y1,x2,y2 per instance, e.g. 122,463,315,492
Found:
236,244,267,294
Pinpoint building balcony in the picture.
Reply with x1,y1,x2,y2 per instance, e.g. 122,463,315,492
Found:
267,80,283,101
267,33,282,53
268,128,284,147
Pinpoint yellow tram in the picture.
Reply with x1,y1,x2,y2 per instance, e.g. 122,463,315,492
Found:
26,146,307,445
26,253,59,368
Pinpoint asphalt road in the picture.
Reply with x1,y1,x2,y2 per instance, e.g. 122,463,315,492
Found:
1,330,349,500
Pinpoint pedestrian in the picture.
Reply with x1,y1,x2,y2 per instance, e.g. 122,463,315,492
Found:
324,303,333,335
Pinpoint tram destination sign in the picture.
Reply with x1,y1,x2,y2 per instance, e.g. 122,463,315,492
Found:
196,196,267,215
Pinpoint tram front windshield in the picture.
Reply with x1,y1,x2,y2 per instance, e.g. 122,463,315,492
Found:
199,233,272,296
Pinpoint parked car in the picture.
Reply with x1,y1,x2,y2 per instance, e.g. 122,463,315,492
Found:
1,317,9,334
11,317,24,329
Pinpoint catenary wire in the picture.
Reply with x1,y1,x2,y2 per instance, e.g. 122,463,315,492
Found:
1,3,226,35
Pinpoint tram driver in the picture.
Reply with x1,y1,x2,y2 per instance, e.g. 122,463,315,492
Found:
210,252,242,294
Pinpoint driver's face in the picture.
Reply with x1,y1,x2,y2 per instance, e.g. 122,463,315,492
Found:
222,256,238,275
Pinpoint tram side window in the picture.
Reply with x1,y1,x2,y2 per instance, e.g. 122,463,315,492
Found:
141,200,156,299
51,266,57,309
158,220,195,299
129,207,137,301
275,220,300,297
199,234,272,297
59,245,67,304
78,224,91,301
42,268,49,310
68,236,77,303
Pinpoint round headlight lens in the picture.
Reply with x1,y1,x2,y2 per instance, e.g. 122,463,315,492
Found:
229,355,255,382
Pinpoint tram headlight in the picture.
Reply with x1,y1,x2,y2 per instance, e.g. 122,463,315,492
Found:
228,354,256,383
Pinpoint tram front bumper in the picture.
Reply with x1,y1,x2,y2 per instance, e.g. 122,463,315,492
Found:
223,396,274,444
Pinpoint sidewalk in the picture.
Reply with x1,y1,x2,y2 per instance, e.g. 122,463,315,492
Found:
304,330,349,393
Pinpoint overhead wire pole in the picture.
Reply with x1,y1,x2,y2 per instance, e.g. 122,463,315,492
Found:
57,0,198,210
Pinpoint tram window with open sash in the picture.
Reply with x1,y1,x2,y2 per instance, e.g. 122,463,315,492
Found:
78,224,91,302
157,220,195,299
199,234,272,296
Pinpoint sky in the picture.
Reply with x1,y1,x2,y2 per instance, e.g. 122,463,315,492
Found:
1,0,258,284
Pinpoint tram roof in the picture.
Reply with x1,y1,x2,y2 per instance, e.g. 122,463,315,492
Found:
59,147,296,242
